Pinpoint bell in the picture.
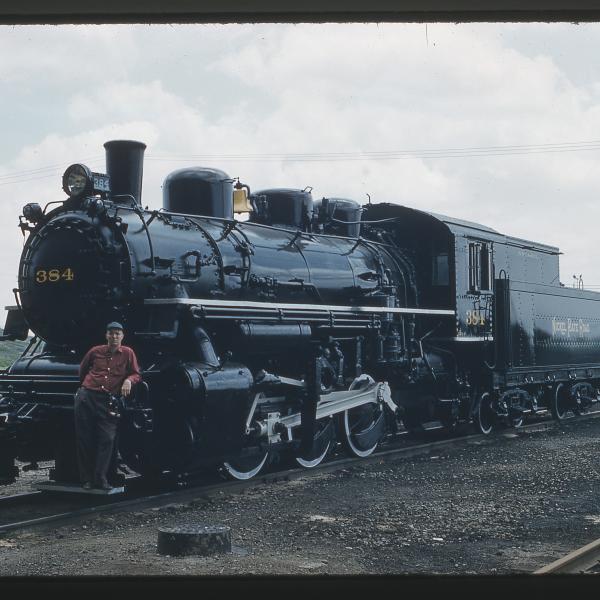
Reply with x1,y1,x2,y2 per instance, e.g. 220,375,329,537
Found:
233,187,253,213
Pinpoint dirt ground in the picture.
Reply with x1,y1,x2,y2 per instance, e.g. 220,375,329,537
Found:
1,416,600,577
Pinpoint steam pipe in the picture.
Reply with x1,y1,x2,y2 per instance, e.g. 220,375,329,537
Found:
191,325,220,368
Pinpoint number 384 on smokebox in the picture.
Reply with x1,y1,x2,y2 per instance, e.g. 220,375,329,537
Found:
35,268,75,283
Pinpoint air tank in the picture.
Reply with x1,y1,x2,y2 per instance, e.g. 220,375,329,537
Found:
163,167,233,219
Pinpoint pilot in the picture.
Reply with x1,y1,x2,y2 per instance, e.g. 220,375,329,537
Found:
74,322,141,491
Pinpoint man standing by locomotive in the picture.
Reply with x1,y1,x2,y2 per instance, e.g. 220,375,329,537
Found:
75,322,141,490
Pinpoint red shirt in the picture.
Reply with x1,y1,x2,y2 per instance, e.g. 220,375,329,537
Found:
79,345,142,395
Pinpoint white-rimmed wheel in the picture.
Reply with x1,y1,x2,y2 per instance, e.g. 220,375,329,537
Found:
476,392,495,435
222,451,270,480
338,376,385,458
222,392,270,480
286,417,335,468
551,383,570,421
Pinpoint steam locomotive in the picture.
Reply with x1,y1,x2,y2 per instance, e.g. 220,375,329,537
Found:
1,140,599,486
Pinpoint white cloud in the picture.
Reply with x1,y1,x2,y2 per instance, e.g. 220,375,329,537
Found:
0,25,139,84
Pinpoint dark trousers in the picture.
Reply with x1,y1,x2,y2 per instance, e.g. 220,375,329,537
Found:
74,387,118,485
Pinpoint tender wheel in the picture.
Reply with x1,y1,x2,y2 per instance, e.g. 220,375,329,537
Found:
476,392,495,435
222,450,270,480
338,376,385,458
286,417,334,468
551,383,569,421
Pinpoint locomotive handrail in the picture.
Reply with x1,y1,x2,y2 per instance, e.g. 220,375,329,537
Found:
144,297,455,316
114,200,156,275
153,206,404,248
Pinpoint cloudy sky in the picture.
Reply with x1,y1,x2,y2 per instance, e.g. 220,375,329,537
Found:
1,22,600,313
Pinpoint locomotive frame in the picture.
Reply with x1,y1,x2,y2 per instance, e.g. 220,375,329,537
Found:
0,139,598,486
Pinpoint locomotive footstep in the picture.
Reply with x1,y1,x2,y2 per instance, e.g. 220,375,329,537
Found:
157,525,231,557
37,481,125,495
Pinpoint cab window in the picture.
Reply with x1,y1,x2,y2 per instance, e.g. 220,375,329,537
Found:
468,241,493,292
432,253,449,286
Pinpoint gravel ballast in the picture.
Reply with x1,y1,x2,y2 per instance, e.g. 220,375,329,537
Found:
1,416,600,575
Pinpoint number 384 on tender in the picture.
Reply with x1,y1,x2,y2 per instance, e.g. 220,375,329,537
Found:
466,310,485,326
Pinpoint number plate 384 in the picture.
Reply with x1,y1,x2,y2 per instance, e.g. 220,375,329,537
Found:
35,268,75,283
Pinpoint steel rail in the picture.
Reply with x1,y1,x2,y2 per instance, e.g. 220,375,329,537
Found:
0,490,42,506
534,537,600,574
1,410,599,536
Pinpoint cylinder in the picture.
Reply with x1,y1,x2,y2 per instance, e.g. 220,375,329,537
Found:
163,167,233,219
157,525,231,556
104,140,146,206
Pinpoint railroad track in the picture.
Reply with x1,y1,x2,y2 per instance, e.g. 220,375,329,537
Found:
535,537,600,574
1,410,599,536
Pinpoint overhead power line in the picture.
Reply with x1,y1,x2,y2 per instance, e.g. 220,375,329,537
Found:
2,140,600,186
0,172,61,186
0,156,104,187
145,139,600,162
0,155,103,182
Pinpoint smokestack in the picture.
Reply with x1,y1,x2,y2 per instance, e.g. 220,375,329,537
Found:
104,140,146,206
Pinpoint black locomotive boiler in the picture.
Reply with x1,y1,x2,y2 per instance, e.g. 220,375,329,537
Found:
0,140,599,486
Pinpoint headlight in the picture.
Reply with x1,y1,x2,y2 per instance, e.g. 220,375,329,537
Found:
62,164,111,198
62,163,92,197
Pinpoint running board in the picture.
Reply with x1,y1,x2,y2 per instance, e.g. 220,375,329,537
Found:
144,297,454,322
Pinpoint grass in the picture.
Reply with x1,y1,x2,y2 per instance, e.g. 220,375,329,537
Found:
0,338,30,370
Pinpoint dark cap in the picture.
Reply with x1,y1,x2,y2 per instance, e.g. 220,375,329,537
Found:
106,321,124,331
